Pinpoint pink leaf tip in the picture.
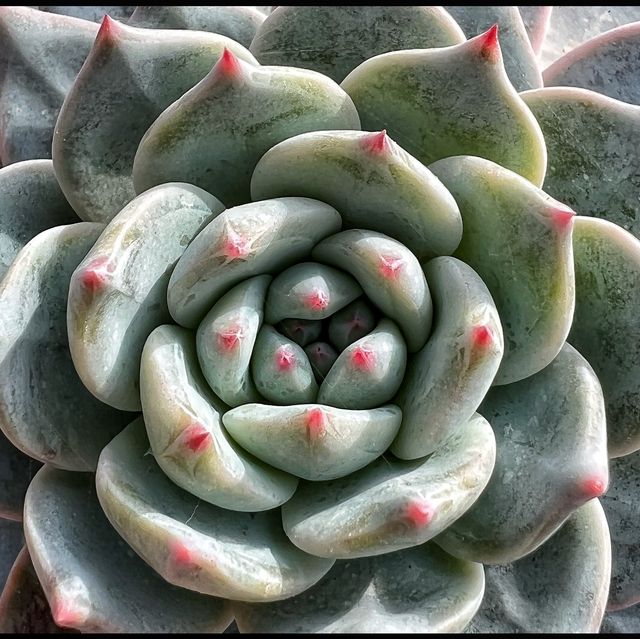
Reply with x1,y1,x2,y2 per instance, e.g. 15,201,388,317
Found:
216,47,242,77
471,324,493,349
404,500,434,528
361,130,389,155
305,407,326,438
51,600,86,628
305,289,330,311
182,423,211,453
479,24,500,62
351,345,376,371
97,14,119,43
223,228,250,259
581,476,607,499
550,206,576,230
217,325,243,352
379,254,404,279
79,256,113,294
275,345,296,371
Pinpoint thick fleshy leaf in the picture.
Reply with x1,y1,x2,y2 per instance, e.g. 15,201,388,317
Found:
234,544,484,633
602,450,640,611
430,155,575,385
521,87,640,238
540,6,640,68
223,403,401,481
282,412,495,559
304,342,338,382
141,324,297,510
251,129,462,260
318,319,407,410
251,325,318,405
128,6,265,47
518,6,553,57
67,184,224,412
0,6,97,164
0,224,130,471
133,50,360,207
197,275,270,408
543,22,640,105
168,197,341,328
341,28,547,187
601,605,640,634
96,419,334,601
53,17,257,224
436,343,609,565
327,298,378,352
312,230,432,352
444,6,542,91
0,160,78,280
264,262,362,325
279,319,322,349
249,6,464,84
391,257,503,460
0,431,40,521
39,6,135,22
0,520,22,593
0,546,74,634
24,465,233,632
466,499,611,633
569,217,640,457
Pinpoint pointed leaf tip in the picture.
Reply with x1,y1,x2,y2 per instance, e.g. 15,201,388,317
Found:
183,423,212,453
361,130,389,154
405,500,434,528
97,14,119,43
51,598,88,628
216,47,243,77
580,476,607,499
472,325,494,349
479,24,500,62
550,206,576,230
306,408,327,438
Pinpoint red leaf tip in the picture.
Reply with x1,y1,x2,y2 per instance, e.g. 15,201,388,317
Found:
183,423,211,453
362,130,389,155
79,256,113,294
351,345,376,371
275,345,296,371
169,540,194,566
51,600,86,628
479,24,500,62
378,254,404,279
581,476,607,499
404,500,434,528
472,324,493,349
217,325,244,352
305,407,326,438
216,47,242,77
97,14,119,43
304,289,330,311
550,206,576,230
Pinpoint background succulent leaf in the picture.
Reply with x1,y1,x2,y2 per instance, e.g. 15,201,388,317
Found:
391,256,504,460
569,217,640,458
96,418,333,601
128,6,266,48
53,17,257,224
601,605,640,634
66,183,224,412
0,520,23,595
0,432,40,521
518,5,552,57
341,28,547,187
223,403,402,482
0,223,130,470
444,5,542,91
435,343,609,565
282,412,496,559
430,155,576,386
249,6,465,84
233,543,485,633
132,51,360,206
465,499,611,633
38,6,134,22
251,129,463,260
522,87,640,238
24,465,234,632
0,160,78,280
0,6,97,165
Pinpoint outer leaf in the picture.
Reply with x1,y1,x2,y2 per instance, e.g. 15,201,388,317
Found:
0,224,130,471
96,418,334,601
282,413,496,559
569,217,640,457
466,499,611,633
522,87,640,238
0,160,78,281
24,465,233,632
341,27,547,187
0,6,97,164
430,155,575,385
249,6,465,83
436,343,609,565
128,6,265,48
234,544,484,633
543,22,640,105
53,16,257,223
444,6,542,91
251,129,462,260
67,183,224,412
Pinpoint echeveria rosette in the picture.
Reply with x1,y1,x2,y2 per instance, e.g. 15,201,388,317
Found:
1,6,640,635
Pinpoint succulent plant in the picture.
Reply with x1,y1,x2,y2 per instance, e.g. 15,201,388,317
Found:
1,4,640,634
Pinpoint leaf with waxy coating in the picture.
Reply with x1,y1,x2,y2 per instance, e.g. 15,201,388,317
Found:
430,155,575,385
53,16,257,223
327,298,377,352
141,324,297,511
0,224,130,470
251,129,462,260
341,27,547,187
96,419,333,601
466,499,611,633
518,6,552,57
0,160,78,281
522,87,640,239
0,432,40,521
223,403,401,481
312,229,432,352
67,183,224,412
436,343,609,565
168,197,341,328
279,319,322,349
133,50,360,207
24,465,234,632
234,544,484,633
392,257,503,460
569,217,640,457
282,413,495,559
304,342,338,382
